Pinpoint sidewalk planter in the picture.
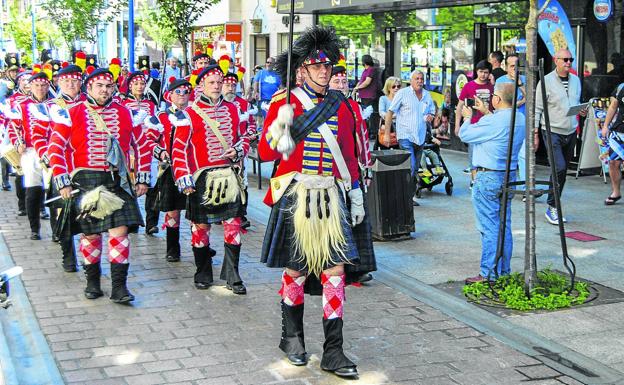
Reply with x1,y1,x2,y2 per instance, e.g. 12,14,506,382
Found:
367,150,415,240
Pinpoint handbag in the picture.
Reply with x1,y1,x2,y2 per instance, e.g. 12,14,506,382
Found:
378,119,398,148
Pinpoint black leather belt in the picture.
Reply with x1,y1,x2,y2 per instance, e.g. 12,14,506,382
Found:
475,167,505,172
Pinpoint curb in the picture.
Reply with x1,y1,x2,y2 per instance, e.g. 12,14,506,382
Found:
0,233,64,385
375,265,624,385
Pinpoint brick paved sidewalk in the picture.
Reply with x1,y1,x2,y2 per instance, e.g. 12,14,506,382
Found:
0,188,581,385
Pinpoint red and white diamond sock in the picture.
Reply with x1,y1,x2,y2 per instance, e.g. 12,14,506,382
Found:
278,271,306,306
162,212,180,229
80,235,102,265
321,272,345,320
223,217,246,246
191,223,210,248
108,234,130,264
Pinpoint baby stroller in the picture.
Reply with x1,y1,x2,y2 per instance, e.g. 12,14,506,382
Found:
415,142,453,198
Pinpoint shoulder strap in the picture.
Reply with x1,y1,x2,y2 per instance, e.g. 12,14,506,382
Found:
84,102,112,135
191,102,230,151
292,87,351,190
54,98,67,109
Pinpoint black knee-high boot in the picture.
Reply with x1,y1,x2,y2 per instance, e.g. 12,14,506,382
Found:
279,301,307,365
15,175,25,214
220,243,246,294
144,187,159,233
25,186,42,238
83,263,103,299
110,263,134,303
320,318,357,377
193,246,213,289
60,236,77,272
165,227,181,262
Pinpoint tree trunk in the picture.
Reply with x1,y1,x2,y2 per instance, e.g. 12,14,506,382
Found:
523,0,546,296
181,37,189,77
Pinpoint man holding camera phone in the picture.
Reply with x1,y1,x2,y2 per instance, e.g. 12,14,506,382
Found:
455,60,494,185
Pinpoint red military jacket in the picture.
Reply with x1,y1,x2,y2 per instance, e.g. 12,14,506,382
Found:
48,98,152,189
347,98,373,170
258,84,360,206
145,105,181,160
121,94,156,116
9,96,51,155
230,95,258,140
171,95,248,188
5,91,30,146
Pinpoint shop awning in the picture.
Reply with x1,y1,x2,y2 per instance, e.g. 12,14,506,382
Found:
276,0,516,14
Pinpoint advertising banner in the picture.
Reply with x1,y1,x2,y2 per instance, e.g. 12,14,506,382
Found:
538,0,577,72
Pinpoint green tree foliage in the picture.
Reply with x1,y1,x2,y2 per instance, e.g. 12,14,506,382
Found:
5,4,63,64
153,0,221,74
137,2,177,53
40,0,127,51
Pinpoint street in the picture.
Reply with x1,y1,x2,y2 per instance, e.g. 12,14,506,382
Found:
0,149,622,385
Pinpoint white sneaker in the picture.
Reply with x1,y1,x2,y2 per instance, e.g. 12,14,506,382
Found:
545,206,567,225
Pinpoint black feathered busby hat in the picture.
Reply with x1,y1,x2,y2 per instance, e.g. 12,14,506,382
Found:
274,26,341,88
5,53,19,71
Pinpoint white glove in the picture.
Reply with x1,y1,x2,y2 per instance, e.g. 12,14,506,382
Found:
361,105,374,120
261,101,270,111
269,104,295,158
348,188,365,226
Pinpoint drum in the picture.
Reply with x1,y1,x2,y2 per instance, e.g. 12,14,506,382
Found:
0,146,23,175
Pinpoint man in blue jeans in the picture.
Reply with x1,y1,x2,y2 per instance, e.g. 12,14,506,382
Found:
535,49,586,224
384,70,435,206
459,83,525,284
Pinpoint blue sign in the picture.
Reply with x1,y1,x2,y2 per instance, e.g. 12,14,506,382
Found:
593,0,613,22
538,0,577,72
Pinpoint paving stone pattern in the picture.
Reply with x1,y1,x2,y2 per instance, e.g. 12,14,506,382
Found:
0,186,575,385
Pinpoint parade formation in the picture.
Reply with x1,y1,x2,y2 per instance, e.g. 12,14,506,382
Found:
0,25,378,378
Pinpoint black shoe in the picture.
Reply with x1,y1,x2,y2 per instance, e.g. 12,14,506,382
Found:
325,366,358,378
166,254,181,262
194,282,211,290
51,235,60,243
63,265,78,273
357,273,373,283
241,216,251,230
17,210,26,216
146,226,159,235
30,232,41,240
286,353,308,366
2,185,10,191
40,212,49,220
226,282,247,295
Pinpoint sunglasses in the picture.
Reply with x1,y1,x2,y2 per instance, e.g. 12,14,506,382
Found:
266,61,274,64
392,85,401,89
173,89,190,95
558,57,574,63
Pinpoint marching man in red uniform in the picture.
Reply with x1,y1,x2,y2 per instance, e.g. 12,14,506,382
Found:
44,64,86,272
145,77,200,263
8,71,52,240
328,64,377,284
120,71,160,235
171,65,249,294
48,68,152,304
258,27,363,378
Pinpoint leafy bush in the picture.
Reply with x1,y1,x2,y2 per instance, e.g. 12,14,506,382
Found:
462,269,590,311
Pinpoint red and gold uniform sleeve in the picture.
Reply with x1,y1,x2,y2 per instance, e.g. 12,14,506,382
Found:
48,106,73,189
27,102,52,160
170,110,193,189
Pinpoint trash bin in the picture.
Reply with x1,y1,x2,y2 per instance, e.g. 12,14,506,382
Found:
367,150,415,240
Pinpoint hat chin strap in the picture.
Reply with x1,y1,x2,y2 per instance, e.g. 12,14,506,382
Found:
303,67,329,93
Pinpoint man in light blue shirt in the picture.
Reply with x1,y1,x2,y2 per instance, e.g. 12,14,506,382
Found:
384,70,435,205
459,82,525,284
163,57,181,80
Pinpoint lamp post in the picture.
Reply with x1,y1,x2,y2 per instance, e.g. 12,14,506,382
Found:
31,0,37,63
128,0,134,71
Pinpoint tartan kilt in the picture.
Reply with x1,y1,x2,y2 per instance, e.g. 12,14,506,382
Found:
346,190,377,275
69,170,143,235
260,182,360,274
185,169,245,225
155,167,187,212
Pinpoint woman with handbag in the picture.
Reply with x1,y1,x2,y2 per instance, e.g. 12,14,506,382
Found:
377,76,401,149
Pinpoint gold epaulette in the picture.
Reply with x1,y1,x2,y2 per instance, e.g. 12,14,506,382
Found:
270,89,287,104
